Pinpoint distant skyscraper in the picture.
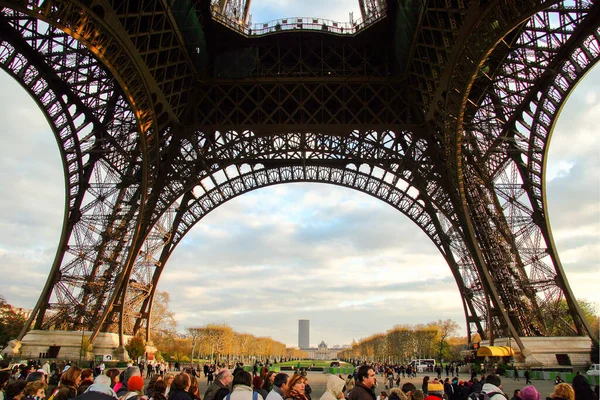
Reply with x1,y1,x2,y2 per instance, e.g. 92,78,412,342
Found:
298,319,309,348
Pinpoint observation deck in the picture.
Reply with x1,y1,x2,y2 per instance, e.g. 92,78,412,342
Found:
211,9,387,37
209,0,387,37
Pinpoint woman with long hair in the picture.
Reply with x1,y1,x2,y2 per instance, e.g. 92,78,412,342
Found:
168,374,192,400
547,383,574,400
148,379,167,400
150,381,168,400
284,375,308,400
262,372,276,393
164,374,175,397
186,375,200,400
106,369,121,390
146,375,163,399
53,367,81,400
421,376,429,395
572,374,595,400
253,376,268,400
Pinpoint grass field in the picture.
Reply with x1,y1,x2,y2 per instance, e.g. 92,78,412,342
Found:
276,360,353,368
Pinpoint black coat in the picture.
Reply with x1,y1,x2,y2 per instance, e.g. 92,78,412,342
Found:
347,383,376,400
75,391,117,400
169,389,194,400
55,385,78,400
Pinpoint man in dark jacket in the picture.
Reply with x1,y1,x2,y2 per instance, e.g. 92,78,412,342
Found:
204,369,233,400
348,366,376,400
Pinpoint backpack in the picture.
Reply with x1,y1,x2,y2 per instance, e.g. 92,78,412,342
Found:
468,391,503,400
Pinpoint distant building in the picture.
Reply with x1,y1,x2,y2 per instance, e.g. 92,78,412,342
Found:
298,319,310,348
302,340,340,360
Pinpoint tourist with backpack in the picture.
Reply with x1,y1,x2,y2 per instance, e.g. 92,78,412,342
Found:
468,375,506,400
228,372,259,400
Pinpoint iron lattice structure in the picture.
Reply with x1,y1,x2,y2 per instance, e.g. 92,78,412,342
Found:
0,0,598,350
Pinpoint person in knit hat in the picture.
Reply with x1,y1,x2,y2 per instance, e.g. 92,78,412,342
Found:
424,380,444,400
122,376,145,400
116,367,142,398
519,386,539,400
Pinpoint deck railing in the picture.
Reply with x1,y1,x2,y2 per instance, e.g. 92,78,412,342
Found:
211,9,387,37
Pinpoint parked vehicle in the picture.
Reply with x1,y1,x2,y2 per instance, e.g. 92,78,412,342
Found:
410,359,436,373
587,363,600,376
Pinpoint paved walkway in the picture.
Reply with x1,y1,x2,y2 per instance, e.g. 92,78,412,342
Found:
194,371,559,400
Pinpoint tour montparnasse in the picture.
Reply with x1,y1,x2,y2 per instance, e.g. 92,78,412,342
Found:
0,0,598,363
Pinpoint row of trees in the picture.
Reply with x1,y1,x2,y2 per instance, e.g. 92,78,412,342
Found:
3,291,596,364
338,319,467,364
0,295,27,347
127,322,290,363
187,324,288,363
126,292,291,363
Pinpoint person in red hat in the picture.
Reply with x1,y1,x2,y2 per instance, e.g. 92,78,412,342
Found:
122,376,146,400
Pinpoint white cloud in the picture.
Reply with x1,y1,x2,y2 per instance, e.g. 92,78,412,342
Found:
249,0,361,23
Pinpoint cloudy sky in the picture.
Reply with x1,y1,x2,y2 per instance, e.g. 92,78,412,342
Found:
0,2,598,348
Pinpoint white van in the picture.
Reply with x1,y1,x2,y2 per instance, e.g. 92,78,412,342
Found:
587,363,600,376
410,359,436,373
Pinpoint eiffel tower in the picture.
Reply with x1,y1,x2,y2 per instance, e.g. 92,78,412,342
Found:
1,0,598,360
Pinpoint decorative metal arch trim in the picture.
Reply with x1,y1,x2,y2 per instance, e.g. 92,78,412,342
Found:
151,129,456,230
0,10,150,342
470,9,600,338
446,0,596,340
128,162,490,341
0,3,164,344
440,0,558,349
0,24,89,338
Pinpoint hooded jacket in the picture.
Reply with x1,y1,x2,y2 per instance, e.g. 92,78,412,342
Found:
481,383,507,400
319,376,346,400
74,384,118,400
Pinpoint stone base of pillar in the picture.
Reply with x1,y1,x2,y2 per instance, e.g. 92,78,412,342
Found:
481,336,592,368
113,346,131,362
1,330,131,362
1,339,22,357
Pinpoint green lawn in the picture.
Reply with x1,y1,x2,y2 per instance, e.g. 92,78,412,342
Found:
277,360,353,368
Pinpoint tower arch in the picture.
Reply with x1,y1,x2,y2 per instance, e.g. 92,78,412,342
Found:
0,0,598,358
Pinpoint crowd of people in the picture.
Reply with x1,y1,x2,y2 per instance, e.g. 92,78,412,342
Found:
0,361,598,400
336,365,598,400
